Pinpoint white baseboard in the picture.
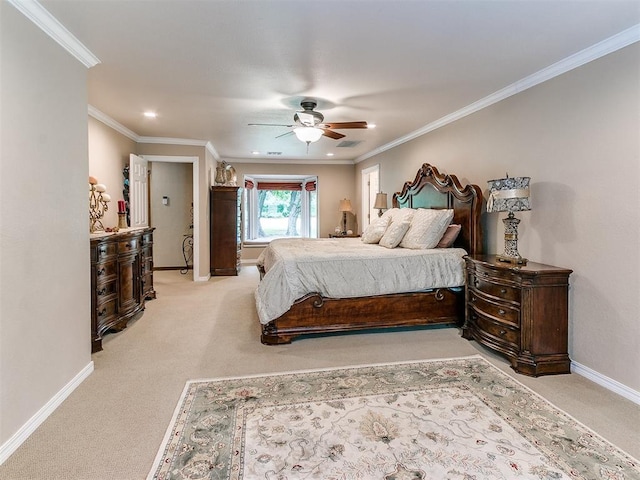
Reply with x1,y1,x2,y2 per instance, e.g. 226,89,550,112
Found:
241,259,258,266
572,361,640,405
195,273,211,282
0,361,94,465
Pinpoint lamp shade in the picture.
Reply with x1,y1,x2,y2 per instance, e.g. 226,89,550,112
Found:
339,198,352,212
487,176,531,213
373,192,388,210
294,127,323,143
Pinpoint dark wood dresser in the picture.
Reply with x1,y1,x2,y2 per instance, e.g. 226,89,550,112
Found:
210,186,241,276
462,255,572,376
90,227,155,352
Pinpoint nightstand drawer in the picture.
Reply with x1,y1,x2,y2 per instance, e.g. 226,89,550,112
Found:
469,308,519,347
470,272,520,304
468,289,519,326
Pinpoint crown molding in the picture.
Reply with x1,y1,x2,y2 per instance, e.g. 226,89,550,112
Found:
355,23,640,164
137,136,208,147
88,105,139,141
8,0,101,68
205,142,220,160
227,157,354,165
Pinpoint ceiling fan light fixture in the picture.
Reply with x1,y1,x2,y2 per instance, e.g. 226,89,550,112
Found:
294,127,323,143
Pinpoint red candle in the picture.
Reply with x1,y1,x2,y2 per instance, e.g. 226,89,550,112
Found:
118,200,126,213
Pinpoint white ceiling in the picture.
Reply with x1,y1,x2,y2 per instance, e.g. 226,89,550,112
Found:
38,0,640,162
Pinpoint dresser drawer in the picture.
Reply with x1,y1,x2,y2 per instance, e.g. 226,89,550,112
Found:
95,260,117,281
468,289,519,327
469,308,519,347
94,242,117,262
95,280,117,302
470,272,520,304
118,237,139,253
96,298,117,323
141,231,153,246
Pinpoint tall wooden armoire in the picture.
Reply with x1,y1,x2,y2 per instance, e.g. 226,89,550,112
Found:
210,186,241,276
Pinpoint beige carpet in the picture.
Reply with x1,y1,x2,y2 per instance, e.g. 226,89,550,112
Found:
1,269,638,479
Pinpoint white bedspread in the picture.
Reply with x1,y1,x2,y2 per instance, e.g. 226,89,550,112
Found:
255,238,466,324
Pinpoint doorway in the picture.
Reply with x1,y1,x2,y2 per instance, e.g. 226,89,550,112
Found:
139,155,200,281
361,164,380,228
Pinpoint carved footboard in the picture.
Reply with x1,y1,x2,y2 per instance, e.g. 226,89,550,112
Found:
261,288,464,345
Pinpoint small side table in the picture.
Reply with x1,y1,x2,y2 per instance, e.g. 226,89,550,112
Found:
462,254,572,376
329,233,360,238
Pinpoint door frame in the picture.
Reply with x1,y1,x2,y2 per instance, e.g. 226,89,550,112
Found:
141,155,200,281
361,164,380,229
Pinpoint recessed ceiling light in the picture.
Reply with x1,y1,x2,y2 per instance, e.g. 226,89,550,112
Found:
251,151,260,155
144,111,157,118
367,124,376,129
326,153,334,157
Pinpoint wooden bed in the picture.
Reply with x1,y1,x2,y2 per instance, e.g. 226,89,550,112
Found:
259,163,483,345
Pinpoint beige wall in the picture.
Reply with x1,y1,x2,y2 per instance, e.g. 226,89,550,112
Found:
228,161,356,261
150,162,193,268
0,3,91,448
88,116,136,228
356,44,640,391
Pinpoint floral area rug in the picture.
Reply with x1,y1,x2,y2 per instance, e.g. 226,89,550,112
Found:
148,356,639,480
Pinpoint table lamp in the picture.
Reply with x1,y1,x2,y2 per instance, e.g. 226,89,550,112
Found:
339,198,352,235
373,192,388,217
487,175,531,265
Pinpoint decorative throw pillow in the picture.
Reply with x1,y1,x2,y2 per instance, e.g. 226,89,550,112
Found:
380,208,399,220
399,208,454,249
436,224,462,248
361,216,391,244
379,220,411,248
381,207,415,224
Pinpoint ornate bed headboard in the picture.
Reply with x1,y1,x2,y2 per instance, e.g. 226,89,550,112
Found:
393,163,483,255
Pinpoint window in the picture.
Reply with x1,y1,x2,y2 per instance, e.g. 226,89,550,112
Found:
244,175,318,243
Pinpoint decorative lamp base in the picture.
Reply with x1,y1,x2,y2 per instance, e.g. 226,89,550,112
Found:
499,212,528,265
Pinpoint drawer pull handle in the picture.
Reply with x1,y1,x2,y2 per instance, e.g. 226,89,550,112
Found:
500,288,507,294
499,329,507,336
97,287,107,296
471,296,476,302
125,243,131,248
99,247,107,255
98,308,107,317
97,268,106,277
498,309,505,315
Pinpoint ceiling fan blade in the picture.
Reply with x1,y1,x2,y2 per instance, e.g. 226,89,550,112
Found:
275,131,295,139
248,123,295,127
321,129,345,140
322,121,368,129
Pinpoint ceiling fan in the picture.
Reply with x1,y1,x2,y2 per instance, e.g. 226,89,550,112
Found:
248,99,369,145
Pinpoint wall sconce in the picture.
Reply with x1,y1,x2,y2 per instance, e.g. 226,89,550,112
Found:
339,198,352,235
487,174,531,265
373,192,388,217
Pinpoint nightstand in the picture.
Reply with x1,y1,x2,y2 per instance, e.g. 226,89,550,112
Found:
462,255,572,376
329,233,360,238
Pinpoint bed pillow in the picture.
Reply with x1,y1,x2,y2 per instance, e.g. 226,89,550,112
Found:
381,207,415,224
361,216,391,244
379,220,411,248
436,224,462,248
399,208,454,249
